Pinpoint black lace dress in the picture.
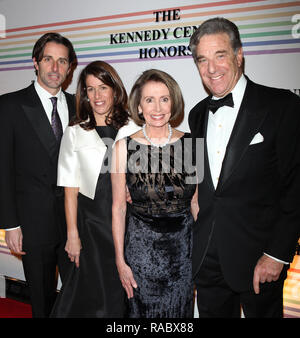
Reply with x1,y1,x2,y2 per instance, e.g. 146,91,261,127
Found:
125,133,196,318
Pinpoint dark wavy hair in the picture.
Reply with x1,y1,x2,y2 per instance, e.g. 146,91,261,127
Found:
71,61,129,130
32,32,77,75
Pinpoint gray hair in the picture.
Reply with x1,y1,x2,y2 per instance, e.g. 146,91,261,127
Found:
189,17,242,62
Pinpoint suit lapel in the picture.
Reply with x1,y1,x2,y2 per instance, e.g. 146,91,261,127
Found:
194,100,208,140
216,79,269,193
64,91,75,121
194,98,216,192
22,84,59,163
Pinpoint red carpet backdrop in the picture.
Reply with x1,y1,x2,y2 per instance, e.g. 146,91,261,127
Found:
283,251,300,318
0,298,32,318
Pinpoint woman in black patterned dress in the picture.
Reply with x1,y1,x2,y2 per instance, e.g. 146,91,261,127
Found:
112,69,199,318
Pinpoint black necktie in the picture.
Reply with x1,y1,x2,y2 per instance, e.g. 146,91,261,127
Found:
208,93,234,114
50,97,63,142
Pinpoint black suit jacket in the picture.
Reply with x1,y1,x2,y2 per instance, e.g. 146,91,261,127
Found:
189,77,300,292
0,83,75,248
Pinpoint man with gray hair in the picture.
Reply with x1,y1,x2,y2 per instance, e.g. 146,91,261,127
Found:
188,17,300,317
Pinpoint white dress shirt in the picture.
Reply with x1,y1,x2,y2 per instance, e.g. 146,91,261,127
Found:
206,74,287,265
207,74,247,189
34,80,69,132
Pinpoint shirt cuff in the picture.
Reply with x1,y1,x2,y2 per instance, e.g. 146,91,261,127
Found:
264,253,289,265
5,226,21,231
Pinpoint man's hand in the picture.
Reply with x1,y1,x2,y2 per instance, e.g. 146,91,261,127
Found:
253,255,284,294
5,228,26,255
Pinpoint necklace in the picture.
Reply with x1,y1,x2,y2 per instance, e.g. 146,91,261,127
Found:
142,123,172,148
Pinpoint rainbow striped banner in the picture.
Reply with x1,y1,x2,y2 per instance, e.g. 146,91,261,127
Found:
0,230,10,256
0,0,299,72
284,255,300,318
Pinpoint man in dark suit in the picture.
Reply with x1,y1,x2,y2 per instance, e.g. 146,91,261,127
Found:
188,17,300,317
0,32,77,317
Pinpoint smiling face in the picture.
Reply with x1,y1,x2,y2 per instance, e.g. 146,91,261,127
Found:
33,42,70,95
195,33,243,98
85,74,114,125
138,81,171,129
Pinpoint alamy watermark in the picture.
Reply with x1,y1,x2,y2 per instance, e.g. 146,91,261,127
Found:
0,13,6,38
100,137,204,185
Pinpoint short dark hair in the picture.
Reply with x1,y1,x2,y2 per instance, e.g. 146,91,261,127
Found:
129,69,184,127
189,17,242,62
32,32,77,75
72,60,129,130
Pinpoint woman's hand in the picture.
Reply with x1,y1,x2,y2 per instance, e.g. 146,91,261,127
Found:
64,187,81,267
117,261,137,299
65,235,82,268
